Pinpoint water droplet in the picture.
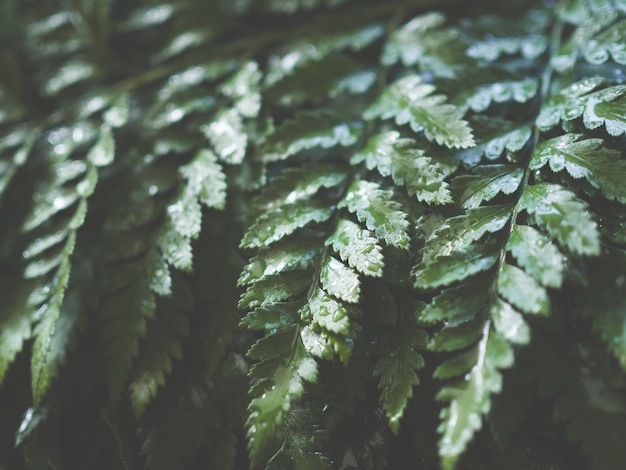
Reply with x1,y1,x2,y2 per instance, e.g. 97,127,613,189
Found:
17,408,34,435
47,127,69,145
166,108,185,123
72,127,85,143
55,160,86,182
81,96,108,116
332,309,345,322
33,302,49,321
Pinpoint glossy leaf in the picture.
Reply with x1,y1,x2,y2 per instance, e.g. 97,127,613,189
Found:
497,263,549,316
375,303,428,434
532,134,626,203
220,61,262,118
518,183,600,255
263,110,362,161
340,180,411,250
415,243,499,290
536,77,605,130
179,149,227,210
452,164,524,209
326,218,384,277
352,131,453,204
437,326,513,470
203,108,247,164
320,256,360,303
241,200,333,249
364,75,475,149
506,225,564,288
247,333,317,467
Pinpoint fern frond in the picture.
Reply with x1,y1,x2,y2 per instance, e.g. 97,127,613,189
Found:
129,276,191,417
531,133,626,203
374,298,428,434
437,324,514,470
452,164,524,209
339,180,411,250
364,75,475,149
262,110,362,161
517,183,601,255
3,0,626,468
352,131,453,204
382,11,468,76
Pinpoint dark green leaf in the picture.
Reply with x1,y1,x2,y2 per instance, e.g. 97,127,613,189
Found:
340,180,410,250
452,164,524,209
518,183,600,255
364,75,475,149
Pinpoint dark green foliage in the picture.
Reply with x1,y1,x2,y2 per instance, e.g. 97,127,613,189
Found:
1,0,626,469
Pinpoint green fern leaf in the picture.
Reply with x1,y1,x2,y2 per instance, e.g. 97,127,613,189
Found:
490,297,530,345
536,77,605,130
581,16,626,65
241,200,333,249
30,234,75,404
325,218,384,277
238,237,321,286
179,149,227,210
263,110,362,161
247,330,317,467
506,225,565,288
26,123,112,403
320,256,360,303
129,279,191,417
302,287,360,337
437,325,513,470
466,117,532,162
415,243,499,290
266,54,374,106
582,84,626,136
203,108,247,164
158,225,194,271
420,281,489,324
264,406,332,470
264,19,383,86
0,286,32,385
517,183,600,255
452,164,524,209
497,263,549,316
254,164,347,211
220,61,262,118
0,130,35,199
239,272,311,311
374,300,428,434
364,75,475,149
240,302,302,333
466,35,547,62
340,180,411,250
101,278,156,404
382,12,465,76
299,323,354,364
420,205,513,265
352,131,453,204
553,9,625,71
103,93,130,128
532,134,626,203
452,76,539,113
